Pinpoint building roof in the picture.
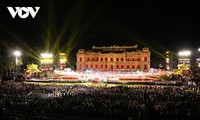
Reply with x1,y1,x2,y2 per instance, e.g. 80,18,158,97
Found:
91,45,138,53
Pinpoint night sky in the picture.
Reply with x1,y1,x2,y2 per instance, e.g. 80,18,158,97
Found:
1,0,200,65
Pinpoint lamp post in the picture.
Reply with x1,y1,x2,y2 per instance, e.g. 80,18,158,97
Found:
14,50,21,73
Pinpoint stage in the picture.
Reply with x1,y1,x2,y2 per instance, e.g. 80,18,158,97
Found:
24,78,183,86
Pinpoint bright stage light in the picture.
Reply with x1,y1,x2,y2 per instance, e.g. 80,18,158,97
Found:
178,51,191,57
14,50,22,66
14,50,21,57
40,53,53,58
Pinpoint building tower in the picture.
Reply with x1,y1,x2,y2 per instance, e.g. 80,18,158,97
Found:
59,53,67,70
40,53,54,72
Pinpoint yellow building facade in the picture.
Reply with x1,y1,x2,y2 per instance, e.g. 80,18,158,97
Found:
76,45,151,72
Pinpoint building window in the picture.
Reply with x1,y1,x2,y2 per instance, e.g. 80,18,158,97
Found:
121,58,124,61
116,58,119,61
97,57,99,61
144,57,147,61
105,65,107,68
127,58,130,61
117,65,119,69
95,64,98,69
91,64,93,68
132,65,135,69
87,57,90,61
127,65,130,69
101,64,103,68
144,64,147,70
79,57,82,62
138,58,140,61
92,57,94,61
100,58,103,61
111,58,113,61
86,64,88,68
105,58,108,61
137,65,140,69
110,65,113,69
121,65,124,69
132,58,135,61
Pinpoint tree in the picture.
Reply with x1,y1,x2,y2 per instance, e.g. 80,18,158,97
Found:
1,51,15,72
0,49,16,82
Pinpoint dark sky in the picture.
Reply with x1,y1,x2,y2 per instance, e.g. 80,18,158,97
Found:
1,0,200,63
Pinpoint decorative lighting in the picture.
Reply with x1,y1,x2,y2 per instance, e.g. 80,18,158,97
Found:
178,51,191,57
40,53,53,58
14,50,21,66
14,51,21,57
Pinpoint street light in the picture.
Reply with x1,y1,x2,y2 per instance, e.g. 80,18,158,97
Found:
14,50,21,66
13,50,22,73
178,50,191,57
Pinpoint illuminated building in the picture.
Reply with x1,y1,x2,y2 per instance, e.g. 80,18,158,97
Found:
59,53,67,70
172,50,192,76
177,50,191,70
76,45,151,72
40,53,54,72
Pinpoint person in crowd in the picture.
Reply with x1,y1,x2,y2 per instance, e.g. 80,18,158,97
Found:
1,80,200,120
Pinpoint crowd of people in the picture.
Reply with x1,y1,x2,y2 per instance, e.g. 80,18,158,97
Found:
1,80,200,120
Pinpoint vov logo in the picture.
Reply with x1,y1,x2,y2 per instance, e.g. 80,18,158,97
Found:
7,7,40,18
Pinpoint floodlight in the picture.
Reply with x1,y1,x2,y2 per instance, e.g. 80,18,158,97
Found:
178,51,191,56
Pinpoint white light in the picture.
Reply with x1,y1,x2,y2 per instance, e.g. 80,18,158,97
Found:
178,51,191,56
85,69,92,73
14,50,22,66
40,53,53,58
14,51,21,57
198,48,200,52
166,66,170,70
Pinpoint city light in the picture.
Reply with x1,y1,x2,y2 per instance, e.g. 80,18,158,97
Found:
59,53,67,64
40,53,53,58
40,53,54,71
198,48,200,52
40,53,53,64
13,50,22,73
14,50,21,57
14,50,21,66
178,51,191,57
